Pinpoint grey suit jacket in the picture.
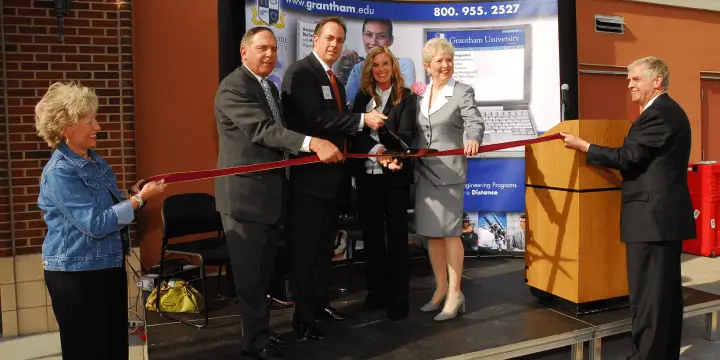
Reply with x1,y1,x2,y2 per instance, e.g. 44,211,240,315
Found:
415,79,485,185
214,65,306,224
510,231,525,250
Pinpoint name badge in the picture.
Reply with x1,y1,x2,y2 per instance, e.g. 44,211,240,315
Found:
322,86,333,100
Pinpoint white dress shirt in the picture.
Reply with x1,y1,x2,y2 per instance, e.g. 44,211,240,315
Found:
643,92,664,112
364,86,392,174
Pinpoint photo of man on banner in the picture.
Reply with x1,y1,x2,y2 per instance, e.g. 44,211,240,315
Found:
331,18,416,107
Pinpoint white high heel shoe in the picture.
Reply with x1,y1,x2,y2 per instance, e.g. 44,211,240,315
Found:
420,294,446,312
434,292,465,321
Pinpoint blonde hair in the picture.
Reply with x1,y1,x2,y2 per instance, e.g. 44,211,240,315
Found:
360,46,407,107
628,56,670,90
34,81,99,148
422,37,455,65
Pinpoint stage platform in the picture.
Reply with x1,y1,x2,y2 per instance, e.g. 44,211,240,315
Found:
144,257,720,360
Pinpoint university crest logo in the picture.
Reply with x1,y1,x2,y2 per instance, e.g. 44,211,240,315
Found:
252,0,286,29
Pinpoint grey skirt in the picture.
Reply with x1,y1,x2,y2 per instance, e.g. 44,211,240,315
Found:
414,176,465,238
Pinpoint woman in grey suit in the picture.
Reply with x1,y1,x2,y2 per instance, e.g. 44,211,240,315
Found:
414,37,484,321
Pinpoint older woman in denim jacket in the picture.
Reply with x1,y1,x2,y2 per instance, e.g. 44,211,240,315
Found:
35,81,166,360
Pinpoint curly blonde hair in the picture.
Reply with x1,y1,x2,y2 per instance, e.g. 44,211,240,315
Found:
34,81,99,148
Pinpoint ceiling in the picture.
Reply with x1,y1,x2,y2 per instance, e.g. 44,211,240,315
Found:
626,0,720,12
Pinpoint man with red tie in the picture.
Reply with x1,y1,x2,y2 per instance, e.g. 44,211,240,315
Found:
281,16,389,341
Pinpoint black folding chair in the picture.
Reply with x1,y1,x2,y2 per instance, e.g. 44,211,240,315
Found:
155,193,237,329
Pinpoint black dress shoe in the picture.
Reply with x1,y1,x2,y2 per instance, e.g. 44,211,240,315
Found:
269,331,286,345
387,307,409,321
293,323,324,340
241,342,284,359
361,296,386,311
315,306,351,321
386,298,409,320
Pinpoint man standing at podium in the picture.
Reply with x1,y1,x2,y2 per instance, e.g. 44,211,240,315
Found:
561,56,696,360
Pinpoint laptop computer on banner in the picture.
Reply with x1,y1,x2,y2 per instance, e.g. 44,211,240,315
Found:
424,24,538,158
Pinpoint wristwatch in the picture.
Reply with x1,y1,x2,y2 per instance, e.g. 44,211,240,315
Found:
133,194,145,208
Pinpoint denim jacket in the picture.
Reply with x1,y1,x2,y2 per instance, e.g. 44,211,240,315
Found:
38,144,135,271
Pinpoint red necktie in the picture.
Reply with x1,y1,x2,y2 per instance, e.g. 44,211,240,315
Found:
327,70,343,111
327,70,348,155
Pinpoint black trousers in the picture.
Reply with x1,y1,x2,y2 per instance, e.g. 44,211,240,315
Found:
221,214,280,353
44,266,128,360
287,192,338,325
626,241,684,360
355,173,410,313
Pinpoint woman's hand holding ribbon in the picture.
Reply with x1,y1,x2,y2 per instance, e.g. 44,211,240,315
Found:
464,140,480,156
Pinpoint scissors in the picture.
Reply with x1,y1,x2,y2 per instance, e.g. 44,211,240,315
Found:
379,127,441,180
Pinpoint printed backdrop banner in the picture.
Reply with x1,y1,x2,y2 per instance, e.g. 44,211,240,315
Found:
464,158,525,212
245,0,561,254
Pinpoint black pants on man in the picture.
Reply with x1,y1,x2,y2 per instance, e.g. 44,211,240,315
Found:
626,241,684,360
287,192,339,326
45,266,128,360
222,214,280,353
355,173,410,318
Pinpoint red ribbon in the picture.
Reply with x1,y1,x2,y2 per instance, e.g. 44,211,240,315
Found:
142,133,563,186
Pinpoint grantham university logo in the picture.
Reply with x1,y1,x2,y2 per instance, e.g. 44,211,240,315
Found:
252,0,286,29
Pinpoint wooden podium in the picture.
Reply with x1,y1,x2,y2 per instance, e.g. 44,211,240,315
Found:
525,120,631,315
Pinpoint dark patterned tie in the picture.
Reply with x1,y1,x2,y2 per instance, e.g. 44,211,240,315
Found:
260,78,282,125
260,78,289,178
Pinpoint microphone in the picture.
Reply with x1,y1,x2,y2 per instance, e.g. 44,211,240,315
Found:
561,84,569,121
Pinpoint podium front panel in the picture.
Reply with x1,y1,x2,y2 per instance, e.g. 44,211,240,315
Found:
525,178,628,304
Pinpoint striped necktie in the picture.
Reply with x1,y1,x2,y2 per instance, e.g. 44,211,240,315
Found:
260,78,290,179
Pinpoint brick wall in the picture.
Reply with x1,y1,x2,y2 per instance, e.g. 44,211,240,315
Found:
0,0,136,258
1,3,8,257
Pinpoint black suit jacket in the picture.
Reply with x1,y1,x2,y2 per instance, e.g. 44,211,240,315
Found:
586,93,696,243
281,54,378,199
348,88,417,185
214,66,306,224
